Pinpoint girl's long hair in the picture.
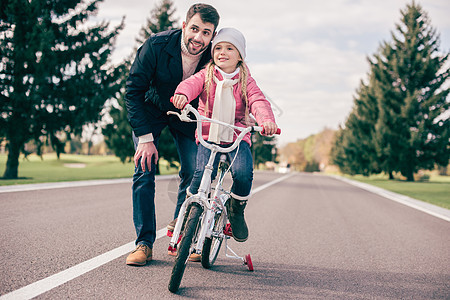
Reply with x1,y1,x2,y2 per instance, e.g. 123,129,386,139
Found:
204,60,251,125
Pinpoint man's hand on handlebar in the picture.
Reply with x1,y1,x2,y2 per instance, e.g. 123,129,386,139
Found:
261,121,278,136
172,94,188,109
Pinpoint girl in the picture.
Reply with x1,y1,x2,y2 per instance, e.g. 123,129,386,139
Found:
172,27,278,242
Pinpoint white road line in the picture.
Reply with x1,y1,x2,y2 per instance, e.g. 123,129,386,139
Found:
0,229,166,300
0,176,177,194
0,174,293,300
332,175,450,222
252,173,296,195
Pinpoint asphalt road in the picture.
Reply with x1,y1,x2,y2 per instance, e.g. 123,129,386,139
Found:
1,172,449,299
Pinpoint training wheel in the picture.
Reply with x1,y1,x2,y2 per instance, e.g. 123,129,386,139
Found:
244,254,254,271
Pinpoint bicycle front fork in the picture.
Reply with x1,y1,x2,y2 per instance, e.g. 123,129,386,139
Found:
168,195,212,254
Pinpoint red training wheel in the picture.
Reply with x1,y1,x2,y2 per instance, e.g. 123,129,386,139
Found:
244,254,254,271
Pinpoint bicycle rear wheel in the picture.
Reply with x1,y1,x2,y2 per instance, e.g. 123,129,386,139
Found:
168,203,202,293
201,211,225,269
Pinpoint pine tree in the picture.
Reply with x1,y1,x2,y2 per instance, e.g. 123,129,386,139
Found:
135,0,178,46
371,1,449,181
143,0,180,174
251,92,281,168
0,0,124,179
102,63,134,163
332,72,381,176
251,134,278,167
330,126,352,174
102,0,179,174
332,1,449,181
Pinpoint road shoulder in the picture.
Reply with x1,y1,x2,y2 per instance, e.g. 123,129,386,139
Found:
329,175,450,222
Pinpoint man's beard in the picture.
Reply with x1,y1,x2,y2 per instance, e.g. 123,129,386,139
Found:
185,38,206,55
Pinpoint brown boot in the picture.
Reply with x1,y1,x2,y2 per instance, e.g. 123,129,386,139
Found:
126,244,152,266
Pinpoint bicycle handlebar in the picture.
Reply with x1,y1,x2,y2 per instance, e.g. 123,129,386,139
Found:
167,101,280,153
169,97,281,134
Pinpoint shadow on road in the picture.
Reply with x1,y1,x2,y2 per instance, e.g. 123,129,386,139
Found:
175,262,449,299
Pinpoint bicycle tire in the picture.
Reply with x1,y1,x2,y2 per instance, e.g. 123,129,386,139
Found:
201,211,225,269
168,203,202,293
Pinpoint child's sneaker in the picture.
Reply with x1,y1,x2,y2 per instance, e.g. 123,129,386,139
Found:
167,249,201,262
167,218,177,232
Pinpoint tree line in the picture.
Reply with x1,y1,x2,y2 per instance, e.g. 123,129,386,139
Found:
1,1,447,181
1,0,124,178
279,128,335,173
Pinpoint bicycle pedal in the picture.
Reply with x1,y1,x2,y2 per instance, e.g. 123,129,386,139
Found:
167,230,173,237
168,245,177,255
224,223,233,237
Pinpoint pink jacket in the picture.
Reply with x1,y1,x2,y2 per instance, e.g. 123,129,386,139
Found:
174,67,276,145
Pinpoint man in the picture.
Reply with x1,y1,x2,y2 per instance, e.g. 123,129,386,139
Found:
125,3,220,266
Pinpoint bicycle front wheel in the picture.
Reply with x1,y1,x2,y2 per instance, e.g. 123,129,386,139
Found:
201,210,225,269
168,203,202,293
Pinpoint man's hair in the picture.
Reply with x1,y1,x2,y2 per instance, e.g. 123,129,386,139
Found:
186,3,220,29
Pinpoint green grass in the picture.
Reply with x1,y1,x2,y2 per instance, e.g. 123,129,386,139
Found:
0,153,178,186
2,154,449,211
345,174,450,210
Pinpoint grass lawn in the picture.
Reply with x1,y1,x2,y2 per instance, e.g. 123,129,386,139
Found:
346,174,450,210
1,153,449,211
0,153,178,186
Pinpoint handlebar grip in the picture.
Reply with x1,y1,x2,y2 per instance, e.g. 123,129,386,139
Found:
170,96,188,109
261,126,281,135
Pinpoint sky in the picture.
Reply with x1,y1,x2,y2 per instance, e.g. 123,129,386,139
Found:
93,0,450,146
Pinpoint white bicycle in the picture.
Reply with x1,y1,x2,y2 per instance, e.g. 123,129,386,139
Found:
166,103,279,293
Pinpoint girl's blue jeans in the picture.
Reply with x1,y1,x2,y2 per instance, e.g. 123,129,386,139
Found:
188,141,253,200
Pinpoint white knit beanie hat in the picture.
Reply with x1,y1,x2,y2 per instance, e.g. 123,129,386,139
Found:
211,28,246,60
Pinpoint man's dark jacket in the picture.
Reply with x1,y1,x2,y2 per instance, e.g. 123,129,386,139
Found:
125,29,212,138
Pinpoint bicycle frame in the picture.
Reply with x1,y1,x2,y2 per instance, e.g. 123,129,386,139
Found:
167,104,263,257
166,103,281,292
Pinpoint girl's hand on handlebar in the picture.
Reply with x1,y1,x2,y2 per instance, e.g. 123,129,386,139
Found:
261,121,278,136
172,94,188,109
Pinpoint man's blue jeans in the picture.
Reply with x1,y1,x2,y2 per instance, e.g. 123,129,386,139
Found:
188,141,253,200
132,129,197,248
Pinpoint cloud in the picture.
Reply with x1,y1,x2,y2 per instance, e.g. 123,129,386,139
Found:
95,0,450,145
246,38,368,144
